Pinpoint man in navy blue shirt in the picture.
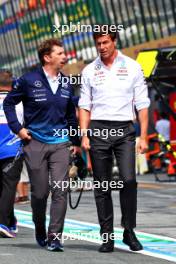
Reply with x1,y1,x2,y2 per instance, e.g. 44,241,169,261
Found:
4,39,80,251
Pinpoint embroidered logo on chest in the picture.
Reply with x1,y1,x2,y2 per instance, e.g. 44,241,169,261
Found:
34,80,42,87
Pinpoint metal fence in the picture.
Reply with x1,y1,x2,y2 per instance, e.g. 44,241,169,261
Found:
0,0,176,75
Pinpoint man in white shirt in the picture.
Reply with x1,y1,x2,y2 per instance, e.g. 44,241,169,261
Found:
79,26,150,252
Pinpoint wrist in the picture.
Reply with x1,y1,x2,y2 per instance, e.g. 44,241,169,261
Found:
81,129,88,137
140,136,147,140
82,135,88,139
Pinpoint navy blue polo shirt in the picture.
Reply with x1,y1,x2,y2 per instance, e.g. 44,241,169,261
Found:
3,67,80,146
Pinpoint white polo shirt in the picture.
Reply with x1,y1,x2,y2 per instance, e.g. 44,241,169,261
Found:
78,51,150,121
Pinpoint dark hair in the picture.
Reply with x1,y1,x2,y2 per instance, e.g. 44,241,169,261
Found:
38,38,63,65
0,69,12,86
93,24,117,42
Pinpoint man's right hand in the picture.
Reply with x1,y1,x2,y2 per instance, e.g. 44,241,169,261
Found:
18,128,32,141
81,135,91,151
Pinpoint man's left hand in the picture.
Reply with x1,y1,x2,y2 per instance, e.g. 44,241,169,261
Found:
137,138,148,154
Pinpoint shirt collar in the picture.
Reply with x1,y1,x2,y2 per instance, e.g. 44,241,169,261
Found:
43,68,61,82
97,50,121,68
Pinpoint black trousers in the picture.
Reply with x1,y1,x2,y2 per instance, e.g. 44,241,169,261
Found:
89,120,137,236
0,156,23,226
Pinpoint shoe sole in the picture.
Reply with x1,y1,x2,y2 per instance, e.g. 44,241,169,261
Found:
98,248,114,253
47,246,64,252
0,227,15,238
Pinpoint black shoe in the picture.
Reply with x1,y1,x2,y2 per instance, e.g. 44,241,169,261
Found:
123,229,143,251
99,241,114,253
35,225,47,247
